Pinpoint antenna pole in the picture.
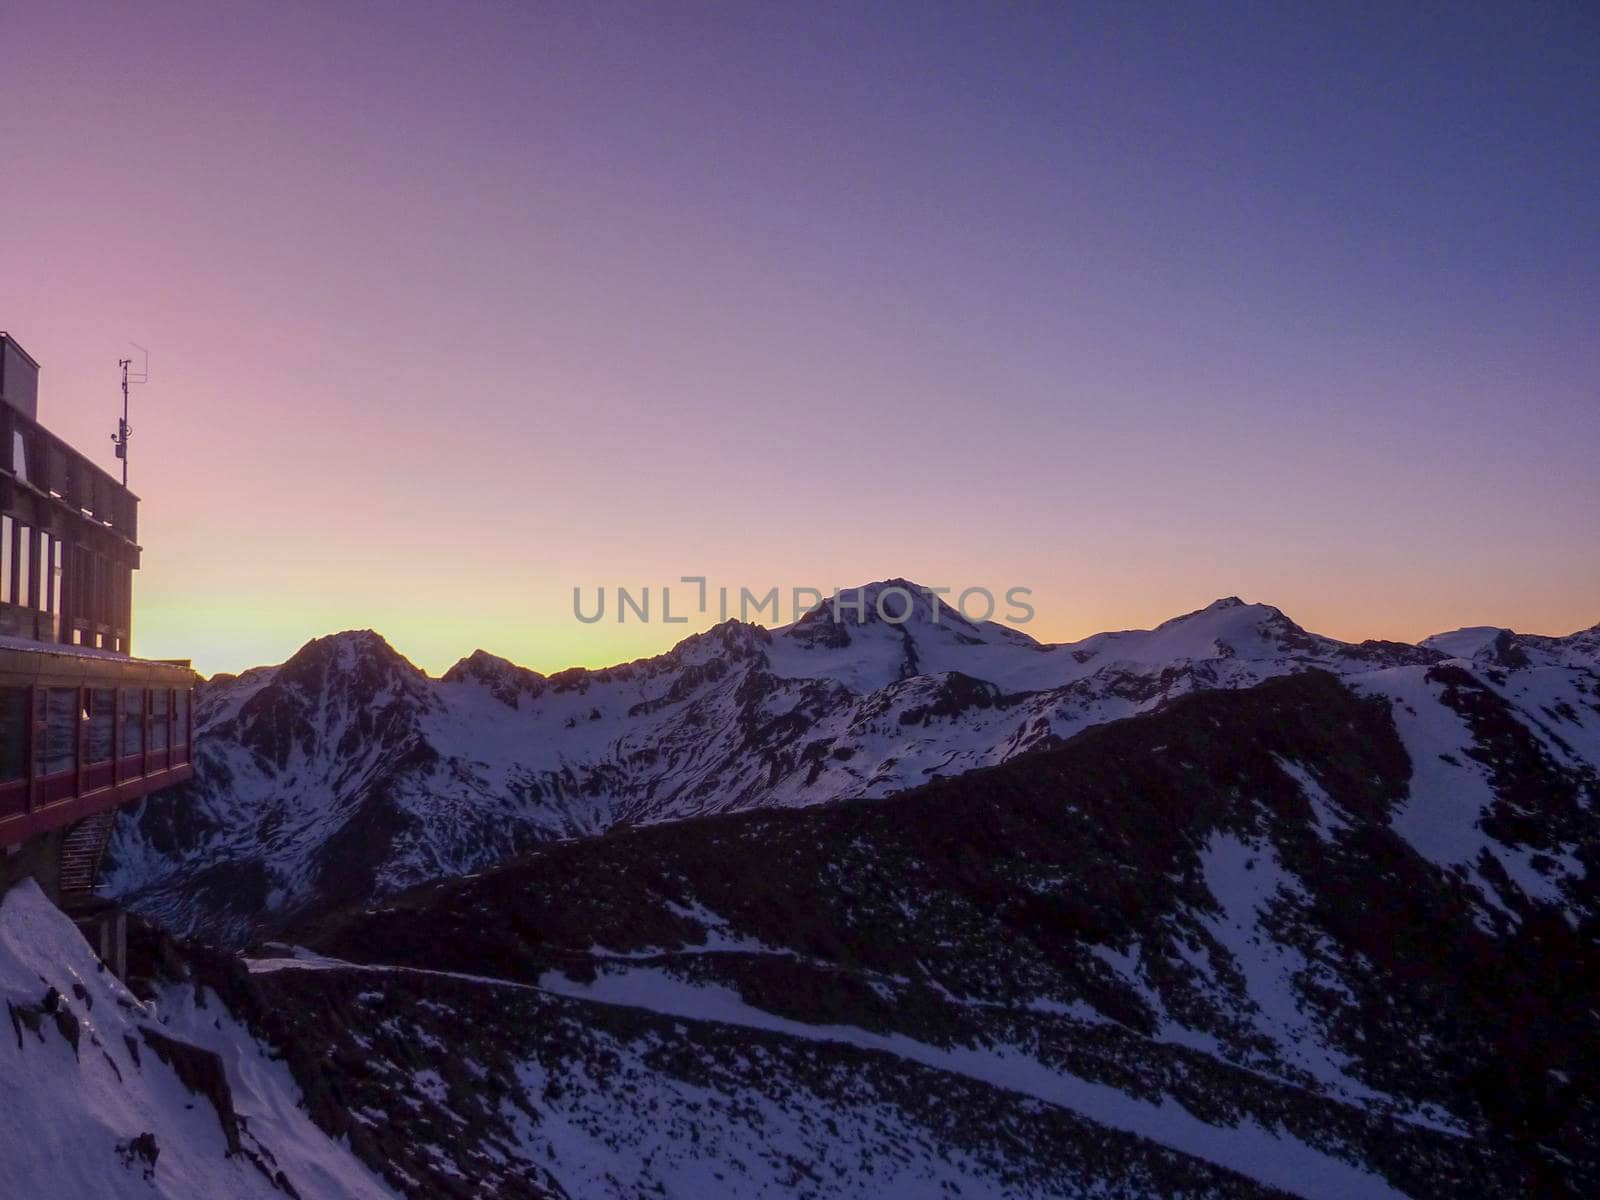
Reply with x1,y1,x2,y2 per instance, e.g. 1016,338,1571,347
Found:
115,357,132,486
112,345,145,486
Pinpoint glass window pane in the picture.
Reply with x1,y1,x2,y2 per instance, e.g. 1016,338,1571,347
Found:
36,534,49,613
16,525,29,609
88,689,115,763
38,688,76,776
0,688,26,781
121,688,144,757
150,689,170,752
47,537,61,636
0,515,11,605
95,552,107,625
173,689,191,746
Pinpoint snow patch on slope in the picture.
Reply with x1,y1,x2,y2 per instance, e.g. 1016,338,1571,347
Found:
0,880,395,1200
535,962,1409,1200
1354,668,1582,914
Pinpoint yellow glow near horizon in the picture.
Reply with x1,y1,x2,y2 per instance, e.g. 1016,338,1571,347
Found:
132,575,1600,682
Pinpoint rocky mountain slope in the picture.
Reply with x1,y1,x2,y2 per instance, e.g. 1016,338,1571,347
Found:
202,665,1597,1199
0,878,396,1200
104,581,1600,947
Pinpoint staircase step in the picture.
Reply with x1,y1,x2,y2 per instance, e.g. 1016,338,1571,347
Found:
57,810,118,896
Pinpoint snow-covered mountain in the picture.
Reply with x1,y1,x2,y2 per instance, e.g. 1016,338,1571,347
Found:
233,668,1598,1198
104,580,1600,946
19,586,1600,1199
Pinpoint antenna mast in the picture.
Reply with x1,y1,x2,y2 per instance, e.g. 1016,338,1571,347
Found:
112,344,148,486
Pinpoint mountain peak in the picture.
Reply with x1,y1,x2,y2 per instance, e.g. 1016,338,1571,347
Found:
1420,623,1600,670
1156,597,1283,630
443,649,547,707
779,581,985,665
788,579,979,630
443,648,545,683
1420,626,1513,660
284,629,411,668
276,629,425,695
1111,596,1332,665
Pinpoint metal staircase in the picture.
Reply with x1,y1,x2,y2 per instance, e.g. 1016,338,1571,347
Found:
58,809,117,898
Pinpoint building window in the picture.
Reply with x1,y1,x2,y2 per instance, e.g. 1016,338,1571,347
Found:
151,688,170,753
0,515,11,604
47,537,62,637
37,688,77,776
88,689,115,763
94,551,107,627
11,431,27,483
16,524,29,610
121,688,145,758
174,689,191,746
73,545,91,628
0,688,26,781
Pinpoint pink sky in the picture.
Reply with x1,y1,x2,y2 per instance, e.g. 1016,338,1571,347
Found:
3,4,1596,677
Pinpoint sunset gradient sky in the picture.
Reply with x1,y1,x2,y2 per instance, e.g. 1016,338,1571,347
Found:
2,2,1596,678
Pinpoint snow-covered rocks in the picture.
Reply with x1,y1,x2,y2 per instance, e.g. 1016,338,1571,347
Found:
0,879,395,1200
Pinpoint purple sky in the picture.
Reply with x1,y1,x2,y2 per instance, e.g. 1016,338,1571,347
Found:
2,2,1596,676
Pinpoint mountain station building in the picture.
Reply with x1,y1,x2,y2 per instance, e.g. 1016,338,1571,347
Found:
0,332,195,964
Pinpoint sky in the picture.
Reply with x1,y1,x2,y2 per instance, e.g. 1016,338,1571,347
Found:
1,2,1595,678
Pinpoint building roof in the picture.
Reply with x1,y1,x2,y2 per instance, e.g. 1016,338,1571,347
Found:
0,333,41,371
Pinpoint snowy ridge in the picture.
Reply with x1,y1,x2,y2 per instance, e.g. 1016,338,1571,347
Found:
104,581,1600,945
